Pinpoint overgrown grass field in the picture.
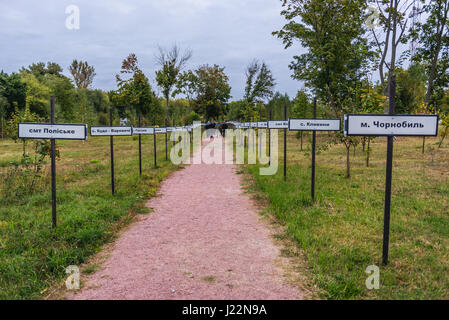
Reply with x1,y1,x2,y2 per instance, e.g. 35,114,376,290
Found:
0,134,179,299
245,130,449,299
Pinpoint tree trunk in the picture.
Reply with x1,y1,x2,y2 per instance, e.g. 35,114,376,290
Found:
438,128,448,148
300,131,303,151
366,138,371,167
166,95,170,127
422,136,426,154
362,136,366,152
346,146,351,179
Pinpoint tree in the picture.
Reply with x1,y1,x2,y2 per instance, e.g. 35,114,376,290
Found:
20,72,51,118
47,76,76,121
74,89,97,127
174,70,198,109
69,60,96,89
266,92,292,120
194,64,231,121
6,104,42,155
371,0,415,99
360,83,385,166
155,45,192,125
274,0,373,178
0,95,8,138
0,71,26,117
244,60,276,103
274,0,371,116
412,0,449,108
395,63,427,114
20,62,63,79
291,90,313,150
115,53,161,124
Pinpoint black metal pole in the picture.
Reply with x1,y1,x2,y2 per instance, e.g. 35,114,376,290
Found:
110,108,115,195
50,96,57,228
284,103,287,181
165,118,168,160
311,98,317,201
172,119,175,148
138,114,142,176
154,122,157,168
269,110,272,166
382,74,396,266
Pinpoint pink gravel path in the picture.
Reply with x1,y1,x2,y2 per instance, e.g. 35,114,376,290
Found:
68,138,303,300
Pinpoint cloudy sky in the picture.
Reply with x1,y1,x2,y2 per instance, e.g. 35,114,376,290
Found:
0,0,305,100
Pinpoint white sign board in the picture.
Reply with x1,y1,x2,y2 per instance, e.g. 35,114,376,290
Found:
18,123,87,140
133,127,154,135
289,119,341,131
250,122,258,128
90,126,133,136
268,121,288,129
257,122,268,128
166,127,175,132
344,114,439,136
155,127,167,134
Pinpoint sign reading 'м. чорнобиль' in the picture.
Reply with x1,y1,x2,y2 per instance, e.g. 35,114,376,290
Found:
344,114,439,137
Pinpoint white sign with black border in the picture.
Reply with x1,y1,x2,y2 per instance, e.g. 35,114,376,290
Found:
257,121,268,128
90,126,133,136
289,119,341,131
268,121,288,129
155,127,167,134
344,114,439,136
133,127,154,135
18,123,88,140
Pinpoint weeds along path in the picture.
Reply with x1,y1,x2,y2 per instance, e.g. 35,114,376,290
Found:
68,137,304,300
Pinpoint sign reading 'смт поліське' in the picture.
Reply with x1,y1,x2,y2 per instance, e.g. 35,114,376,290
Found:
344,114,439,136
18,123,87,140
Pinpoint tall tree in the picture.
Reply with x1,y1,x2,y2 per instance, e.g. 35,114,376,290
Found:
69,60,96,89
194,64,231,121
291,89,313,150
370,0,415,98
20,62,63,79
274,0,371,116
0,72,26,117
244,60,276,103
155,45,192,125
115,53,160,123
413,0,449,110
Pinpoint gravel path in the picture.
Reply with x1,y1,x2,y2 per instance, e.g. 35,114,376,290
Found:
68,138,303,300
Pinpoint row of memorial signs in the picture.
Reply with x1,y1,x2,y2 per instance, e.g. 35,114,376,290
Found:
18,114,439,265
18,124,199,139
231,115,439,136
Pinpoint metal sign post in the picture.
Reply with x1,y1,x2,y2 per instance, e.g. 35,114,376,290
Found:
91,116,133,195
344,78,439,265
138,114,142,176
288,101,341,202
284,104,287,181
18,97,88,227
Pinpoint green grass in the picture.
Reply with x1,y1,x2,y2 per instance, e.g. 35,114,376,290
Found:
0,134,180,299
245,130,449,299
